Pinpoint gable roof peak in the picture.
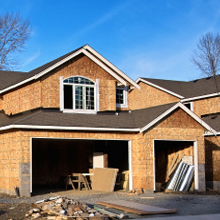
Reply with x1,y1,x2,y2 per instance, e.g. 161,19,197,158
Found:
0,45,140,94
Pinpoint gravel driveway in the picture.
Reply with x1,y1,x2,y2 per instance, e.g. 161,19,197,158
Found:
0,190,219,219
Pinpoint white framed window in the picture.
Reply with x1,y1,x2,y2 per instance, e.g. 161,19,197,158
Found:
62,76,97,113
116,86,128,108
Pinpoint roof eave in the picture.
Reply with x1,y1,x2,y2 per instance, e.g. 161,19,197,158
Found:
136,78,184,99
140,102,217,134
84,45,140,89
181,92,220,102
0,124,140,132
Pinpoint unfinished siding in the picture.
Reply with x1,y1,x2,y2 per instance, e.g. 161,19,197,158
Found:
2,80,42,115
1,55,120,115
193,97,220,117
0,95,2,110
0,130,30,195
142,108,205,190
0,109,207,195
205,136,220,190
41,55,117,111
128,82,180,110
0,129,141,194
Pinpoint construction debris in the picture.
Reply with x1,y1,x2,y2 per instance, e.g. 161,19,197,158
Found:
97,200,177,215
117,188,144,196
25,196,122,219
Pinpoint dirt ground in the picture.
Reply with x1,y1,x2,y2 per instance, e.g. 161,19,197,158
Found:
0,190,220,220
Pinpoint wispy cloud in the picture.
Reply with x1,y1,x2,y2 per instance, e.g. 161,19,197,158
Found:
73,1,132,37
20,50,41,69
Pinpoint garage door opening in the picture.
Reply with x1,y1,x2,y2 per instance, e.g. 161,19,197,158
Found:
31,138,130,195
154,140,198,192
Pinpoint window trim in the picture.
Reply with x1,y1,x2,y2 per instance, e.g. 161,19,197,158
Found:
116,86,128,108
60,76,97,113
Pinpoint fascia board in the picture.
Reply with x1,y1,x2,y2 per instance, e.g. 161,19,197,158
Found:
181,92,220,102
0,47,128,94
0,75,37,94
84,45,140,89
204,131,220,136
0,124,140,132
140,102,217,134
82,50,127,85
137,78,184,99
178,103,217,135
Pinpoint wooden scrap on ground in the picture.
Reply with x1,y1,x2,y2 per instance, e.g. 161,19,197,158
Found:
26,196,111,219
92,168,118,192
97,200,177,215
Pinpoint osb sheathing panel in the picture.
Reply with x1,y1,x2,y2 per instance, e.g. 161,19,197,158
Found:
193,97,220,117
139,108,205,190
205,136,220,181
0,130,29,191
0,108,205,193
0,95,2,110
2,80,42,115
1,55,119,115
128,82,180,110
41,55,117,111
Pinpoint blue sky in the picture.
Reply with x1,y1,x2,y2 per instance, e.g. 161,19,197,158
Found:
1,0,220,81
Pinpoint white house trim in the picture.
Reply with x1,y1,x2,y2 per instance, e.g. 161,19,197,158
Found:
83,45,140,90
136,78,184,99
0,124,140,132
140,102,217,134
181,92,220,102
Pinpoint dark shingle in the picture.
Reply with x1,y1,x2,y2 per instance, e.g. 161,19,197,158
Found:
202,113,220,132
141,75,220,98
0,103,177,130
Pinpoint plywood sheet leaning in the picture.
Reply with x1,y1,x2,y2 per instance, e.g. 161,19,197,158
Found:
97,200,177,215
92,168,118,192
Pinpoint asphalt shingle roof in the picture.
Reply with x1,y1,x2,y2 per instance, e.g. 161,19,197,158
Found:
142,75,220,98
0,46,82,91
202,113,220,132
0,102,177,130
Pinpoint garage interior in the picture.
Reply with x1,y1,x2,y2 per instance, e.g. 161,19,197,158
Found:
154,140,194,192
31,138,129,195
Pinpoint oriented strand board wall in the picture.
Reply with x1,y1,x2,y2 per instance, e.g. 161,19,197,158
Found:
0,95,2,110
1,55,119,115
41,55,117,111
193,97,220,117
2,80,42,115
0,109,206,194
0,130,30,195
138,108,205,190
128,82,180,110
0,129,141,194
205,136,220,182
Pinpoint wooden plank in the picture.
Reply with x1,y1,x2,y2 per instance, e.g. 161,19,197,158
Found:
169,153,185,176
92,168,118,192
97,200,176,215
168,151,179,176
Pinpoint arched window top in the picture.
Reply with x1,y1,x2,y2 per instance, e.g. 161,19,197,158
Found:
63,76,95,85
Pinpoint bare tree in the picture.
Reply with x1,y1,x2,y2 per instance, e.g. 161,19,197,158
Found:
0,13,32,70
192,32,220,77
